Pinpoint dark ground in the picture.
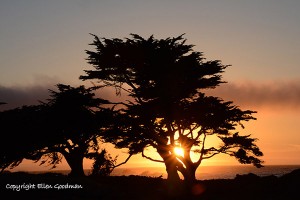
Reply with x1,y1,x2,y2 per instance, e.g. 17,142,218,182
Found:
1,169,300,200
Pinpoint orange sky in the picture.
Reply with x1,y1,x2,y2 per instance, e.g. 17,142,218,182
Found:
11,99,300,172
1,1,300,172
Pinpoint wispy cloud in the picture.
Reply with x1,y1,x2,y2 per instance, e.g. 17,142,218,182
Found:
0,85,53,111
2,79,300,111
207,80,300,110
0,79,126,111
0,75,61,110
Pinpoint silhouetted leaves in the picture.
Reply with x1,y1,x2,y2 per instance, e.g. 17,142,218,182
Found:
81,33,263,183
0,84,116,176
88,149,117,176
1,33,264,189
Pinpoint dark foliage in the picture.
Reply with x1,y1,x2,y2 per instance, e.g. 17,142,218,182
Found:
80,34,263,183
0,84,116,176
0,105,50,172
88,149,117,176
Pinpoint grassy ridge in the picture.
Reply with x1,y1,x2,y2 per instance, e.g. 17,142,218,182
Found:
1,169,300,200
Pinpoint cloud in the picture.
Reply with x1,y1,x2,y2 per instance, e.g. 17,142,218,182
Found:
206,80,300,110
0,81,127,112
0,85,54,111
0,75,63,111
2,79,300,111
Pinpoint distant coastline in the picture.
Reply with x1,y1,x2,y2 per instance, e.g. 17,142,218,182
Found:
7,164,300,180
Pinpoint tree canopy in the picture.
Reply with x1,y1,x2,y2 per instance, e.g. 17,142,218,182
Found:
0,33,263,186
0,105,49,171
81,33,263,183
0,84,116,176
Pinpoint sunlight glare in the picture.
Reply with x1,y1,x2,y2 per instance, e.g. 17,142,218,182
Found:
174,147,184,157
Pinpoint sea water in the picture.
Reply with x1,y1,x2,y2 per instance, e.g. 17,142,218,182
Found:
25,165,300,180
109,165,300,180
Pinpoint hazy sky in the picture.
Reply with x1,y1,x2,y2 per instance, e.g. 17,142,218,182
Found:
1,0,300,171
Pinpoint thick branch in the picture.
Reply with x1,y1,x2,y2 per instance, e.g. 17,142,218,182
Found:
194,128,205,141
166,122,175,145
113,154,133,168
202,146,233,160
186,123,198,137
195,134,206,166
202,152,220,159
142,150,164,163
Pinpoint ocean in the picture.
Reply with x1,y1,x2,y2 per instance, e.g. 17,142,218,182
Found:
110,165,300,180
26,165,300,180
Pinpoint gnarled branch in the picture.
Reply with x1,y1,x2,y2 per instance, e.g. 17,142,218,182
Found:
113,154,133,168
142,150,164,163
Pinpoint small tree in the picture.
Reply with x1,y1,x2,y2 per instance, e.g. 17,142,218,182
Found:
35,84,116,176
80,34,263,184
0,84,116,176
88,149,117,176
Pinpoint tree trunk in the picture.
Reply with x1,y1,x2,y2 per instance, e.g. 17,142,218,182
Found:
182,165,197,184
165,157,181,183
176,157,197,185
64,152,85,177
157,147,180,183
156,147,183,197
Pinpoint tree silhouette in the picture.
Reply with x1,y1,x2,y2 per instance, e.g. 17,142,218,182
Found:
88,149,117,176
0,105,49,172
0,84,116,176
80,34,263,184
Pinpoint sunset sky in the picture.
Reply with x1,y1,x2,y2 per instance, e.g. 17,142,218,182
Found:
1,0,300,172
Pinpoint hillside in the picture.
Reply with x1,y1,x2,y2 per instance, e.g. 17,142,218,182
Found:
1,169,300,200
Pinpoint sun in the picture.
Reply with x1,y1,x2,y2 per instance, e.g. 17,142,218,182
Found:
174,147,184,157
